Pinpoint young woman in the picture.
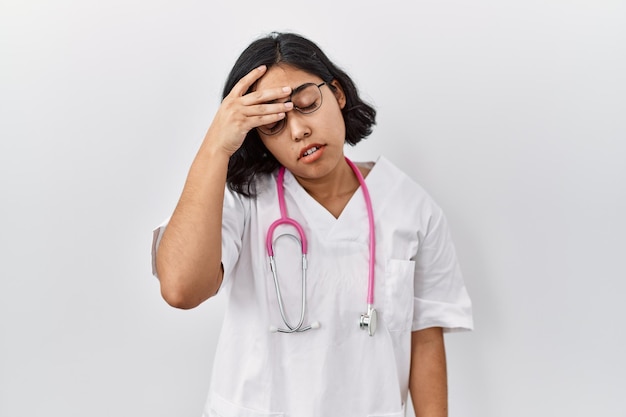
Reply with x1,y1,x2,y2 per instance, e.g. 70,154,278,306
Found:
151,32,472,417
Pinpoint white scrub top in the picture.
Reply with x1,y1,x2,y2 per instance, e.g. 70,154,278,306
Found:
152,156,473,417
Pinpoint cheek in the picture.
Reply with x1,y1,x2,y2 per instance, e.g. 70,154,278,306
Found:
322,98,347,132
325,109,346,136
261,137,280,150
260,137,294,161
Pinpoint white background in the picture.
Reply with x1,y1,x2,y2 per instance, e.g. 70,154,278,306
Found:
1,0,625,416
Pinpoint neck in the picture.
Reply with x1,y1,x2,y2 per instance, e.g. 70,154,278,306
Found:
293,158,365,218
297,158,358,199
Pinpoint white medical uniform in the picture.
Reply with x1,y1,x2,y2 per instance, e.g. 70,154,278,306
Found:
152,156,473,417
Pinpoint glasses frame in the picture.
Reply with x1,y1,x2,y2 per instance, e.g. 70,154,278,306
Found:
257,82,327,136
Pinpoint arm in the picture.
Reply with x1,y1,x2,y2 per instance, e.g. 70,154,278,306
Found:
409,327,448,417
155,148,229,309
155,65,293,309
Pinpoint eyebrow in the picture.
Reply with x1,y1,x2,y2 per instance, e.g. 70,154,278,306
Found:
292,82,316,94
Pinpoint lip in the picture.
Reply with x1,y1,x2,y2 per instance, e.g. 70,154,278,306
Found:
298,143,326,161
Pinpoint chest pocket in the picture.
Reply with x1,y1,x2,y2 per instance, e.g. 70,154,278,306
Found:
382,259,415,332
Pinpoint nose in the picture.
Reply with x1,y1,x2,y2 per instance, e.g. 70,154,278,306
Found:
287,113,311,142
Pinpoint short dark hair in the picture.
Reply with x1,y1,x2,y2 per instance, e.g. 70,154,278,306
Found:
223,32,376,197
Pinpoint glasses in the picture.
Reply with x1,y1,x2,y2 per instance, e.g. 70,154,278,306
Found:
257,82,326,136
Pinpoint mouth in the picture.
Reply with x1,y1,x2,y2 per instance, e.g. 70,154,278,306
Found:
299,144,325,160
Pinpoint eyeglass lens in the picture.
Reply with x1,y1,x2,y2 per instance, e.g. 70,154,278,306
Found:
258,83,325,136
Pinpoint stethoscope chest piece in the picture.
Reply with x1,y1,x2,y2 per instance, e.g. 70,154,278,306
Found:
360,305,377,336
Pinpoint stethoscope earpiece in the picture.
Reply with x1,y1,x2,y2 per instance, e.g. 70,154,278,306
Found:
269,321,320,334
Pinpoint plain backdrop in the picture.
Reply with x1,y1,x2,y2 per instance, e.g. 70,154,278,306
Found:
1,0,625,416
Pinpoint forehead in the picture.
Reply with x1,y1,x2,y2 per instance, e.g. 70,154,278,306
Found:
254,64,321,90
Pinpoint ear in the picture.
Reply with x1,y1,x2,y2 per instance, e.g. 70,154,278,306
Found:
329,79,347,109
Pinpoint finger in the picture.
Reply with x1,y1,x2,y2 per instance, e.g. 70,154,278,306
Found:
243,102,293,128
240,86,291,108
255,111,287,126
229,65,268,98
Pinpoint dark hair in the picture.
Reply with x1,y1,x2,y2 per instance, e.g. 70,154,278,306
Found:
223,32,376,197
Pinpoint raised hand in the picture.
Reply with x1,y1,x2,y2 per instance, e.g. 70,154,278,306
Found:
203,65,293,156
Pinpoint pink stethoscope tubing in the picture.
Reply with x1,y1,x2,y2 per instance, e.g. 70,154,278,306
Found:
266,156,377,336
266,167,308,256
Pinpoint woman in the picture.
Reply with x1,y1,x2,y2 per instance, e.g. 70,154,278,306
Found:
152,32,472,417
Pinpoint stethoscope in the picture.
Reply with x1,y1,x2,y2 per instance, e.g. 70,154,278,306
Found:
266,156,377,336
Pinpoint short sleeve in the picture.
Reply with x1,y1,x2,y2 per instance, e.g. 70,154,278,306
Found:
220,187,248,288
151,217,170,277
412,205,473,332
150,186,248,292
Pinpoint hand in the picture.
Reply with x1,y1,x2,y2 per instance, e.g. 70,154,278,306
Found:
203,65,293,156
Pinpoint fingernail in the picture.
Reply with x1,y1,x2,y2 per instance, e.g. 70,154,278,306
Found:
282,86,291,93
257,65,266,71
284,102,293,109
